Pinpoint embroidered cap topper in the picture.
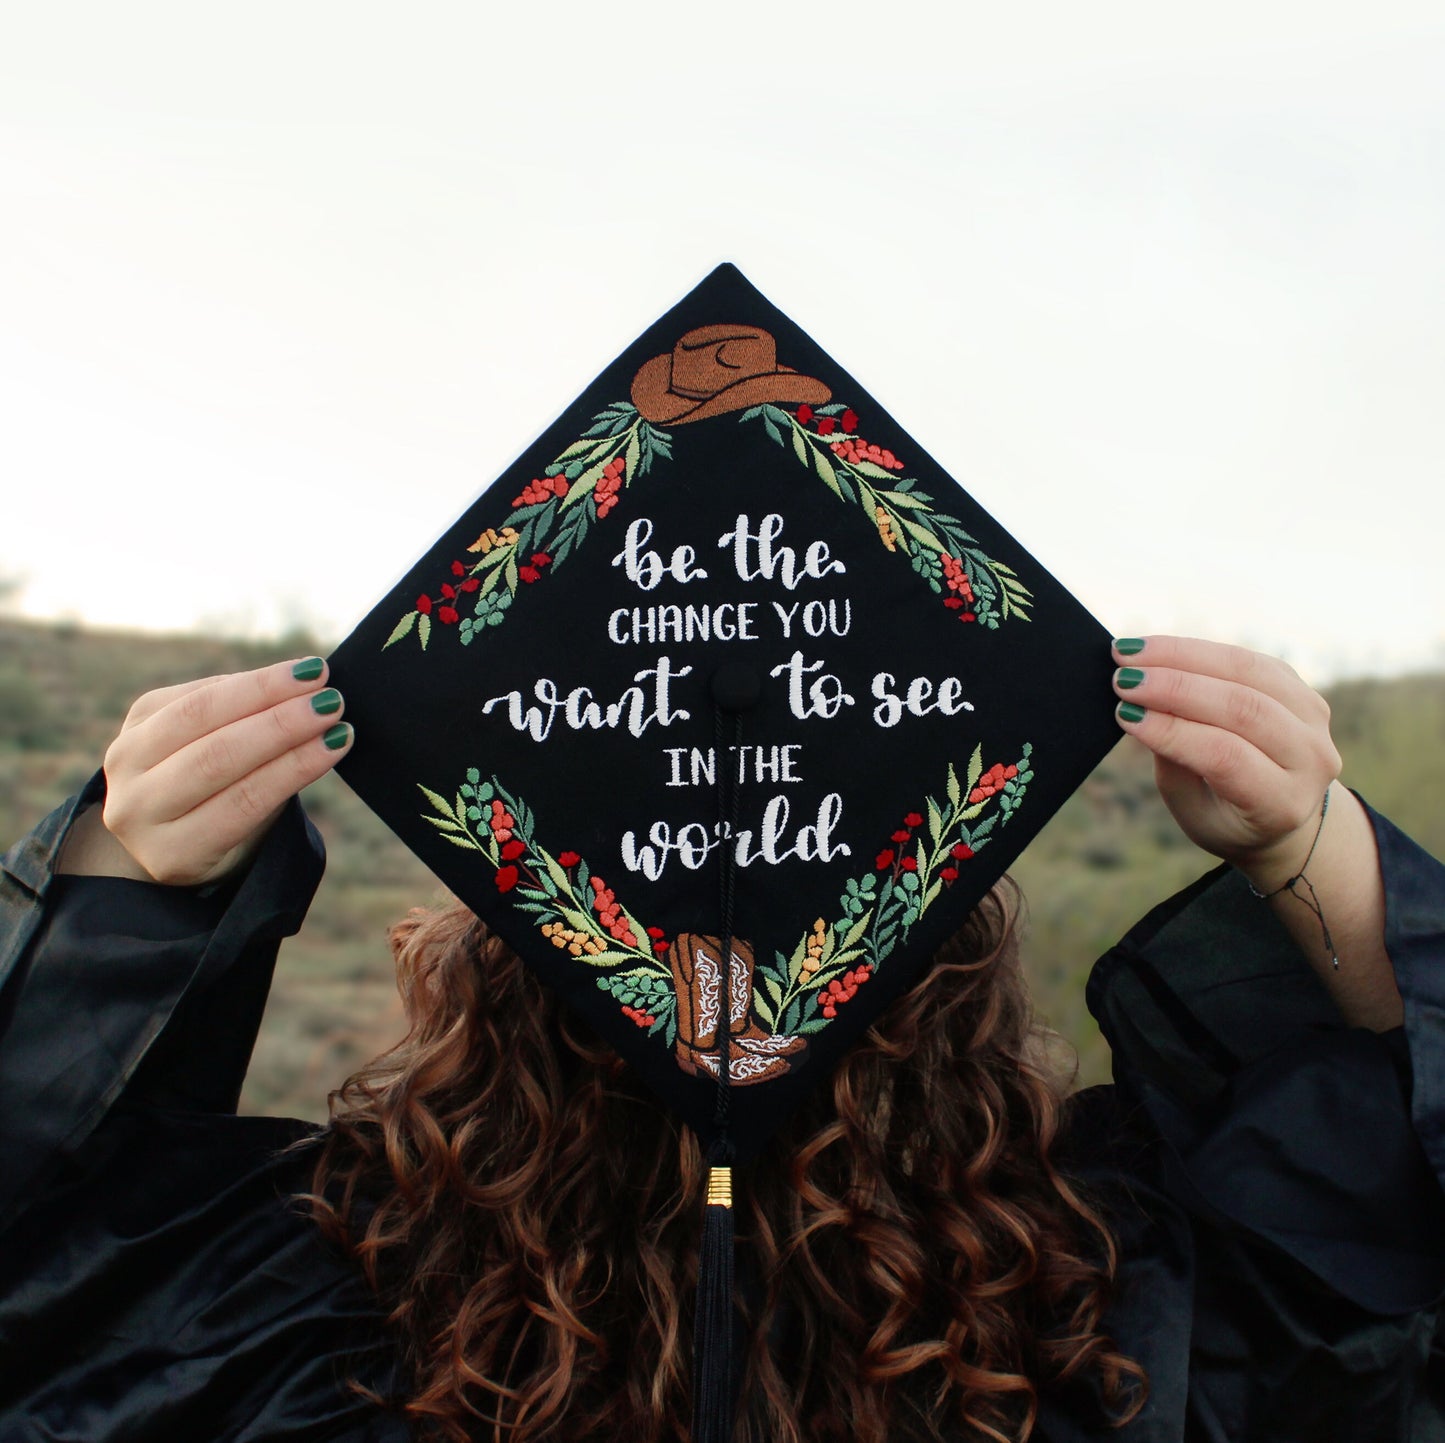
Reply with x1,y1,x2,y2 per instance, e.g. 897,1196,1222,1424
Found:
328,263,1119,1163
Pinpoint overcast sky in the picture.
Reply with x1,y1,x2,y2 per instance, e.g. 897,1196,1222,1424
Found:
2,2,1442,684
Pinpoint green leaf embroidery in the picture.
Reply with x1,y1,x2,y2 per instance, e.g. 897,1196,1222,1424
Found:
812,445,839,490
792,425,808,467
418,612,432,649
383,611,418,648
966,745,983,791
417,784,456,820
852,459,901,481
877,487,931,509
897,514,942,550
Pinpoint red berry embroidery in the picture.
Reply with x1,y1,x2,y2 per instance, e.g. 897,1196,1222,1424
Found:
796,404,814,424
512,473,570,507
969,764,1019,805
939,552,977,621
416,594,432,615
841,408,858,432
594,456,626,519
588,875,638,949
437,606,459,625
450,560,466,577
820,963,873,1019
830,437,903,471
488,799,516,844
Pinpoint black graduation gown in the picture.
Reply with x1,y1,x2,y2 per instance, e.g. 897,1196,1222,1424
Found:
2,773,1443,1442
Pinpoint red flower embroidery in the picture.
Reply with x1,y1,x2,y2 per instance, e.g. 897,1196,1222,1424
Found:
450,560,466,577
437,606,459,624
890,829,910,844
875,849,895,870
951,843,974,860
416,595,432,615
904,811,923,828
500,838,526,861
940,866,958,882
558,850,581,868
796,404,814,424
900,855,918,872
441,583,456,600
817,416,836,435
841,408,858,432
518,566,540,584
495,865,519,893
459,577,480,592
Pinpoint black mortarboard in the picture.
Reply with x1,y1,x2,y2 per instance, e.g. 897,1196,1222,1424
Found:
327,263,1120,1441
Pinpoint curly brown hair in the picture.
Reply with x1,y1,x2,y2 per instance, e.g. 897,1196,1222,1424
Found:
301,877,1146,1442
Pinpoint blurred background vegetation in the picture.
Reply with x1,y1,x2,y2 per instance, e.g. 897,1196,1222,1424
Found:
2,617,1441,1121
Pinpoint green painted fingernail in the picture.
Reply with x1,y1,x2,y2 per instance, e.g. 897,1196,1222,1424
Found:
1118,701,1147,724
292,656,324,681
323,723,351,750
1117,667,1145,689
1114,638,1146,656
311,688,342,715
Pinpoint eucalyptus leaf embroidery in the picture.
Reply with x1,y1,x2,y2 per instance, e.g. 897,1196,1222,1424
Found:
740,401,1034,629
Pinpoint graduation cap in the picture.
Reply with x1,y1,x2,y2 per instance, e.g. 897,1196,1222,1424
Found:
327,263,1120,1441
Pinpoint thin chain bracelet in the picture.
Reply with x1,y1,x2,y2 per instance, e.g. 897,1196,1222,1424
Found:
1244,787,1340,970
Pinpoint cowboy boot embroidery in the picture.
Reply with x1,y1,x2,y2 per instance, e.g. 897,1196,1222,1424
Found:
669,932,805,1085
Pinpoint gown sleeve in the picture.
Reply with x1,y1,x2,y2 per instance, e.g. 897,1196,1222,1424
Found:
1072,794,1445,1442
0,775,410,1442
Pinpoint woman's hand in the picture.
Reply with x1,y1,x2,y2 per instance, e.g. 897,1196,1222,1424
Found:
57,657,354,887
1111,635,1401,1030
1109,635,1342,891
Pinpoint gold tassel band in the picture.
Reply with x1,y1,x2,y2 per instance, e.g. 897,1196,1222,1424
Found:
706,1165,733,1209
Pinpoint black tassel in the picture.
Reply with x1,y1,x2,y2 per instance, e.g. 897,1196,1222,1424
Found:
692,1154,737,1443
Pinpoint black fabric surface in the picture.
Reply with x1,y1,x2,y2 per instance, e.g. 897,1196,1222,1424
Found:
1,782,1443,1441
